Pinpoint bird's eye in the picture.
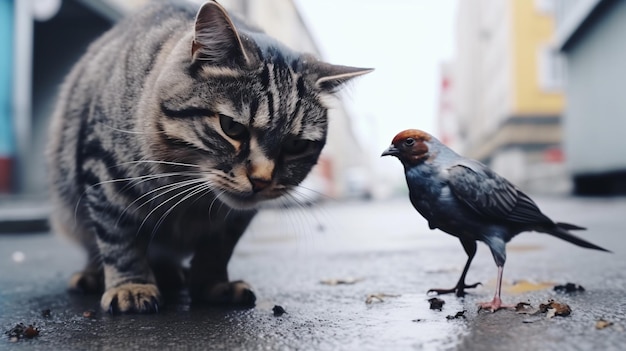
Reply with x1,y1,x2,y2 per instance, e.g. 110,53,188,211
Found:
219,114,249,140
283,138,316,156
405,138,415,146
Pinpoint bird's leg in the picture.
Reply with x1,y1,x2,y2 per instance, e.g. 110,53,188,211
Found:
428,239,481,297
478,265,515,312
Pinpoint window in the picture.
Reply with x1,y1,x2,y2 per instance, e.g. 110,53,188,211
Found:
538,44,565,91
535,0,555,14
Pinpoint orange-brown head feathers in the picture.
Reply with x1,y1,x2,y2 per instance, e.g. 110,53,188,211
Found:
382,129,433,165
391,129,432,145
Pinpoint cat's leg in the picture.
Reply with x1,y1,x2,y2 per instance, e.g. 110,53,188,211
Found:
50,208,104,293
96,233,161,314
68,244,104,294
189,211,256,307
84,196,161,313
149,254,188,294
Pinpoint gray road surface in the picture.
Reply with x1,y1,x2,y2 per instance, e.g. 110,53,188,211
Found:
1,196,625,350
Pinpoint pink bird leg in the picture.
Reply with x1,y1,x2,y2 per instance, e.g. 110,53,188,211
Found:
478,266,515,312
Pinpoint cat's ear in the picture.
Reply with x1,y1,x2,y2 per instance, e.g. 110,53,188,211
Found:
313,63,374,93
192,1,251,66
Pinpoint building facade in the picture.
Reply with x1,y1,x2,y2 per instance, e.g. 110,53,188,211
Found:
555,0,626,194
0,1,13,193
450,0,568,192
437,62,464,153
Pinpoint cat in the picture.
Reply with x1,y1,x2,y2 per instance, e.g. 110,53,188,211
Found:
46,0,371,314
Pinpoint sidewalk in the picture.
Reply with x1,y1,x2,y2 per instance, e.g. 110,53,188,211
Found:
0,196,50,233
1,196,625,350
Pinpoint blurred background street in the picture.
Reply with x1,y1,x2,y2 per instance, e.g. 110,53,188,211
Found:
3,0,626,204
2,0,626,350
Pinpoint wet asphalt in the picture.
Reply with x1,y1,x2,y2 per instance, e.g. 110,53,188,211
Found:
1,196,625,350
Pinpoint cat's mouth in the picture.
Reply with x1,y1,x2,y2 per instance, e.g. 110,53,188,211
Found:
220,190,284,209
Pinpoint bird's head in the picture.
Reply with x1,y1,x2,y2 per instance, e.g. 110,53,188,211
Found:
381,129,433,165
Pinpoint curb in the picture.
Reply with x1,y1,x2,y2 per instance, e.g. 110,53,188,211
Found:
0,200,50,234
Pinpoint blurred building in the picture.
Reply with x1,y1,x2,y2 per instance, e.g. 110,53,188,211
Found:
0,1,13,193
450,0,569,193
436,62,463,153
555,0,626,194
2,0,367,201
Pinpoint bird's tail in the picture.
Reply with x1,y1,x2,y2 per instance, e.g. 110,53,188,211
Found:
547,222,611,253
555,222,586,231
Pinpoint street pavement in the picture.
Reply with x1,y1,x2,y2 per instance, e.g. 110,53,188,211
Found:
1,195,625,350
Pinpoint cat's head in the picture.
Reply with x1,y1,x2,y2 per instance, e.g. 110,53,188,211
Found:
150,1,372,209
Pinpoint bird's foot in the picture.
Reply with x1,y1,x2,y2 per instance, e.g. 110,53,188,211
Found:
428,282,481,297
477,296,515,313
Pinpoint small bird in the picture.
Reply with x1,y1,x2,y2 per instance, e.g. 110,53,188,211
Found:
382,129,610,311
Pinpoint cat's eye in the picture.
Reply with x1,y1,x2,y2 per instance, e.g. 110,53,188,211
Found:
283,138,316,156
219,114,249,140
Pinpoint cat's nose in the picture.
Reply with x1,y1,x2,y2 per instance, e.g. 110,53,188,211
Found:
249,176,271,192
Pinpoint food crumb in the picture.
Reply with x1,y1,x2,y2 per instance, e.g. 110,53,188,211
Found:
539,299,571,318
83,310,97,319
428,297,445,311
365,293,400,304
446,310,466,320
272,305,286,317
514,302,537,314
320,277,363,286
5,323,40,341
595,319,613,330
554,283,585,293
22,325,40,339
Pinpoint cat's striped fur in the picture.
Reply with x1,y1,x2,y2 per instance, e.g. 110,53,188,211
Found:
47,1,371,313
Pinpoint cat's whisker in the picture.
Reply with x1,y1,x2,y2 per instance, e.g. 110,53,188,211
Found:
73,172,205,227
290,186,338,238
92,172,202,189
282,186,335,241
215,188,234,216
132,178,208,214
129,179,203,216
291,186,334,217
208,191,221,214
72,172,199,229
294,183,336,202
116,172,206,195
149,182,215,244
73,175,157,230
115,160,203,169
136,179,212,236
74,174,163,220
272,192,317,249
116,178,208,229
286,188,328,227
101,124,166,135
83,246,104,271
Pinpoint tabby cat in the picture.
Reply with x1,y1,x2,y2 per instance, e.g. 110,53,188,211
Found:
47,0,371,314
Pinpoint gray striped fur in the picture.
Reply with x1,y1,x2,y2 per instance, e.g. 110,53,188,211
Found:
47,1,371,313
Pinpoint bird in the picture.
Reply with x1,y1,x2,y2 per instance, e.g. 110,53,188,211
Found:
381,129,610,311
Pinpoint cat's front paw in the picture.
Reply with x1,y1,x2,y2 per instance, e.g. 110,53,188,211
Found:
101,283,161,314
192,280,256,307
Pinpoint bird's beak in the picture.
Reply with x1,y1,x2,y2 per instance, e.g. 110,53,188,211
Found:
381,145,399,157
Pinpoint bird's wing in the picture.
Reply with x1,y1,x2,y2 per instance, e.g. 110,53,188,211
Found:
447,162,552,224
